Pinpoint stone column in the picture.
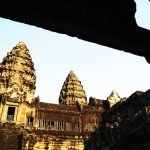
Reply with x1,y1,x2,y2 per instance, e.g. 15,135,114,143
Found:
14,106,18,122
1,105,8,122
0,103,3,121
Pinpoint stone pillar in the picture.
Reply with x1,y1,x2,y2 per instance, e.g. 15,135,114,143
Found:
0,103,3,121
17,103,27,124
33,108,38,128
1,105,8,122
14,106,18,122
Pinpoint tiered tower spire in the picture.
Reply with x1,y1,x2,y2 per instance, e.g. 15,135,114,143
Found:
0,41,36,102
107,90,121,107
59,70,87,106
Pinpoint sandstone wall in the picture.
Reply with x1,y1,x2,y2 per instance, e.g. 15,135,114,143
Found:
0,123,22,150
22,129,85,150
0,123,86,150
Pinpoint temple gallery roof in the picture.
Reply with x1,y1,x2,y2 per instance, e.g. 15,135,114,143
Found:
39,102,79,113
39,101,104,114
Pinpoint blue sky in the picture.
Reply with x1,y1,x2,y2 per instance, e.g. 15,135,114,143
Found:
0,0,150,104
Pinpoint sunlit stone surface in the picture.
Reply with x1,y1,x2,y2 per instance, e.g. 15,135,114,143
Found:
59,70,87,106
0,42,104,150
0,41,36,103
107,90,121,107
1,42,150,150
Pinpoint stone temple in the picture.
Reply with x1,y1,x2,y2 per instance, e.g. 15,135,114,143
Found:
0,42,150,150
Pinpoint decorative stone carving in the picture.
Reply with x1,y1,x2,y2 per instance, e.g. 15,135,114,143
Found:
0,42,105,150
59,70,87,106
0,41,36,102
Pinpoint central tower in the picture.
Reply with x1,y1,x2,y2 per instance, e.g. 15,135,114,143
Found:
59,70,87,106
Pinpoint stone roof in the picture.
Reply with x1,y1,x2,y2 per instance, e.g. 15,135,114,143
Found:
89,97,104,106
82,105,104,113
59,70,87,106
88,97,110,110
38,101,104,114
39,102,79,113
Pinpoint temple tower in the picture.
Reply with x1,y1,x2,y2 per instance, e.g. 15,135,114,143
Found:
59,70,87,106
0,42,36,125
107,90,121,107
0,41,36,103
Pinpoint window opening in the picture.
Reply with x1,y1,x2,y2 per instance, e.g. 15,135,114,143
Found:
27,117,33,127
39,120,45,129
58,122,64,131
73,123,80,132
7,107,15,121
48,121,55,130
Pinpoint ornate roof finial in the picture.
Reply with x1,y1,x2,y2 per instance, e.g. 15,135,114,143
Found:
16,41,26,45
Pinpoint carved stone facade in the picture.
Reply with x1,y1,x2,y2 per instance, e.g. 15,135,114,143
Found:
59,70,87,106
1,42,149,150
0,41,36,103
0,42,105,150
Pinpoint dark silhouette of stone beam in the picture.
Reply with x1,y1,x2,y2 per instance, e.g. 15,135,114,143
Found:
0,0,150,62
